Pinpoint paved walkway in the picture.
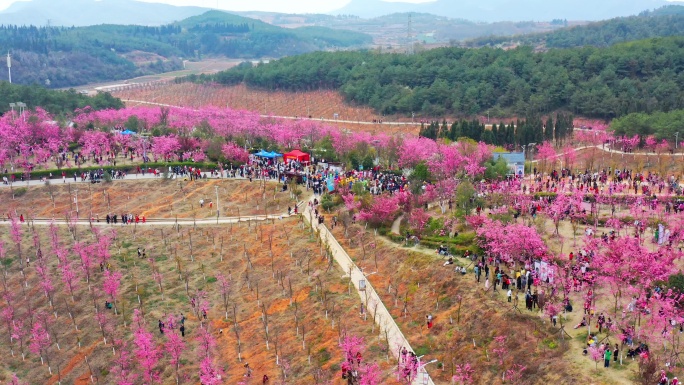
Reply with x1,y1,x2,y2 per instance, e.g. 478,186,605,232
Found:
0,172,271,189
530,144,684,164
0,214,292,227
304,206,436,385
390,215,403,235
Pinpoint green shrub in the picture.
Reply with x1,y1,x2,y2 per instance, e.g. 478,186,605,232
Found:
320,193,337,211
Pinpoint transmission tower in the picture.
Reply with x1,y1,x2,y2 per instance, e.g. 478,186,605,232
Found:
407,13,414,55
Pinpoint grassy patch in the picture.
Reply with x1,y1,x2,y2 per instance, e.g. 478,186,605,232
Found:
575,331,589,342
542,338,558,349
13,187,27,197
316,347,332,366
414,345,431,357
405,254,434,270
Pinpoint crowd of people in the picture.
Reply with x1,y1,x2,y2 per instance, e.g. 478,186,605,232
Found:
525,167,683,197
105,213,146,224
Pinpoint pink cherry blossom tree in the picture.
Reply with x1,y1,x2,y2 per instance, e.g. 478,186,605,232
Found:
588,345,603,369
491,335,507,366
475,217,550,264
57,254,78,301
95,310,112,345
132,309,162,383
9,373,27,385
74,242,94,289
111,339,137,385
165,315,186,384
453,363,474,385
11,318,27,360
10,218,23,272
543,190,584,237
534,141,557,175
199,357,222,385
151,135,181,161
34,262,55,307
505,364,526,384
196,326,221,385
29,322,52,373
221,142,249,164
357,192,410,227
103,270,122,314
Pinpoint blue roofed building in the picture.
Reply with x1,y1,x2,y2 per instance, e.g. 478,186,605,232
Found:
492,152,525,176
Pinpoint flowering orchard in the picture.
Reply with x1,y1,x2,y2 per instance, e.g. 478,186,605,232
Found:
0,193,397,383
0,105,421,173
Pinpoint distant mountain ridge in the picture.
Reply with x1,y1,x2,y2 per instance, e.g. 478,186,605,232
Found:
0,0,210,26
0,10,372,88
464,4,684,48
333,0,670,22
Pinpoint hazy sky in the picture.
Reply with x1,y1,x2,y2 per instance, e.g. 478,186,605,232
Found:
0,0,438,13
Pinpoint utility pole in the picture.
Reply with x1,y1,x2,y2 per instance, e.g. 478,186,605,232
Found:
74,189,79,218
676,132,679,150
215,185,219,224
6,51,10,83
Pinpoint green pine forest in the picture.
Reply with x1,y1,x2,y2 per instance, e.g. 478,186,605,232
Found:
202,36,684,120
419,113,574,148
0,81,123,115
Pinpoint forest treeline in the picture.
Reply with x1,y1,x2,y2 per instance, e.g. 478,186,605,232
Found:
419,113,574,148
202,36,684,119
0,81,123,115
610,109,684,142
466,6,684,48
0,11,372,88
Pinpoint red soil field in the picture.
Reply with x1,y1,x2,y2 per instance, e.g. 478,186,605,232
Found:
0,181,398,384
113,83,422,135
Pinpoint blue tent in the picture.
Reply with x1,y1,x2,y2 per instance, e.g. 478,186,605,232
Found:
255,150,282,159
120,130,136,135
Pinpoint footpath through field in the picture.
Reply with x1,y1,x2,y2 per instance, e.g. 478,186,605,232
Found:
304,202,436,385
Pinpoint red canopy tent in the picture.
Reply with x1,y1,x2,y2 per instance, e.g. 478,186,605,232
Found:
283,149,310,164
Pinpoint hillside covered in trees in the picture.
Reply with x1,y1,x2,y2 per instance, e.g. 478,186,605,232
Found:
610,109,684,142
0,81,123,116
0,10,372,88
466,5,684,48
201,36,684,119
